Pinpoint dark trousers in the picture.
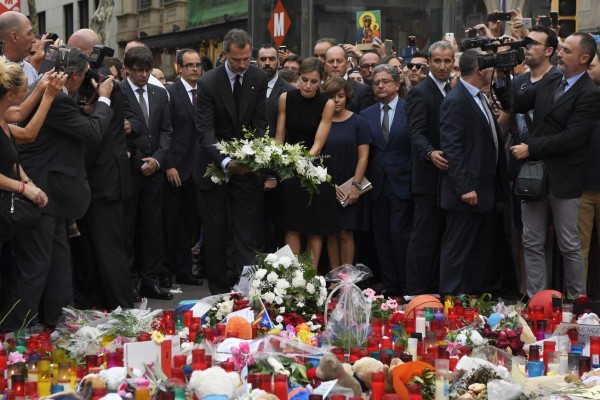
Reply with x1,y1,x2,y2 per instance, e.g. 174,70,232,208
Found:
371,179,414,295
163,179,198,278
73,199,133,310
1,214,72,331
440,209,496,295
406,194,444,295
125,172,165,287
198,174,262,294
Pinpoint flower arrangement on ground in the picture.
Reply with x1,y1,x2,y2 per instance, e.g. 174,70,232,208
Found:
203,293,249,326
363,288,400,321
246,252,327,331
204,129,330,195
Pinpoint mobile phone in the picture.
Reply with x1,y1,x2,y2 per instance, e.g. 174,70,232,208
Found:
279,45,286,52
47,32,59,41
487,12,512,21
444,32,455,42
539,16,551,27
593,35,600,44
517,18,532,29
39,45,59,73
384,39,393,54
467,28,478,38
408,36,416,47
550,11,559,27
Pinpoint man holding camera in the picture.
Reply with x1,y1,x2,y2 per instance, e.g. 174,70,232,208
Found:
510,33,600,298
438,49,508,295
2,48,115,331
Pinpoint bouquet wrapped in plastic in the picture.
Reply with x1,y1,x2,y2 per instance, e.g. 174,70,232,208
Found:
324,264,373,351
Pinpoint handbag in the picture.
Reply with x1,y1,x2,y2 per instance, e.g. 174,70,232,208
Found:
0,130,42,240
513,160,547,201
338,176,373,207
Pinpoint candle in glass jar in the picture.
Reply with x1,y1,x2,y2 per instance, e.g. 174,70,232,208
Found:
37,360,51,397
562,303,573,323
415,310,426,336
274,374,288,400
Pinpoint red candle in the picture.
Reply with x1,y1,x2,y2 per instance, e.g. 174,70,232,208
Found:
371,371,385,400
191,349,205,371
591,337,600,367
202,327,215,342
163,310,174,321
404,318,415,336
331,348,345,362
381,337,392,351
183,310,193,327
220,361,235,372
407,383,422,400
165,320,175,335
349,347,362,363
173,355,187,368
258,373,272,393
274,374,288,400
367,337,380,353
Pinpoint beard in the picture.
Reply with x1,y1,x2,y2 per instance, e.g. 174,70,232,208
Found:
262,66,276,78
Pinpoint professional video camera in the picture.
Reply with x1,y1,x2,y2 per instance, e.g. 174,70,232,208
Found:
78,45,115,98
462,36,526,71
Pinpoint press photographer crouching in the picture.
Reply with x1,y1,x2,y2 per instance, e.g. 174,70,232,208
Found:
0,46,115,332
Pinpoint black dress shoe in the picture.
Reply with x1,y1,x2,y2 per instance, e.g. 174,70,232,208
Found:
133,286,141,303
159,274,173,288
140,284,174,300
176,275,204,286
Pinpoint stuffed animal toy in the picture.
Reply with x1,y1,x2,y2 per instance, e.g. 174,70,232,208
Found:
392,360,435,399
188,366,241,400
316,354,362,397
352,357,401,393
79,375,107,400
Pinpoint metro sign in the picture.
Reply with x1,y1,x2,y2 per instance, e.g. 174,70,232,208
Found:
267,0,291,47
0,0,20,13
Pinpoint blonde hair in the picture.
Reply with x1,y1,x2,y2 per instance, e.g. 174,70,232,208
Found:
0,61,27,97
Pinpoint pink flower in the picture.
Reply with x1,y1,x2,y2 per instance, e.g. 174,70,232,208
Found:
386,299,398,309
363,288,376,299
8,351,25,365
239,341,250,354
380,303,389,311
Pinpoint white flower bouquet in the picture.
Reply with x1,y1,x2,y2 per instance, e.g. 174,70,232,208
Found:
204,129,330,196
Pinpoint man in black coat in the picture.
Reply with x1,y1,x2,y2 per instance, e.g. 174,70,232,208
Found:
405,41,454,295
438,49,508,295
2,48,115,330
163,48,203,286
121,46,173,300
510,33,600,298
194,29,269,294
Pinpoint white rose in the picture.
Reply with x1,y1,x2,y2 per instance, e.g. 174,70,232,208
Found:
274,296,283,305
276,279,290,291
315,165,328,182
470,330,485,346
255,268,267,279
263,292,275,303
267,272,278,283
278,256,292,268
241,144,255,155
297,302,305,308
276,315,284,323
279,307,286,313
306,282,315,294
292,276,306,288
265,254,278,264
218,300,234,315
210,175,221,184
251,279,261,289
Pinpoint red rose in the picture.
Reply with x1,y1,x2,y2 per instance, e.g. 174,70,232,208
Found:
313,314,325,326
576,295,590,305
282,313,305,327
389,312,404,326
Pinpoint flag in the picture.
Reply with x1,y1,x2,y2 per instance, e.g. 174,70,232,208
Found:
253,308,274,330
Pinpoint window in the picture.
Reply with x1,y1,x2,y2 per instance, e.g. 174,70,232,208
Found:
64,4,74,39
138,0,151,10
79,0,89,28
37,11,46,35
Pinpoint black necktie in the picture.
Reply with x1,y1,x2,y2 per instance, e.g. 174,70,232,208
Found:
233,74,242,109
190,88,197,108
478,92,499,160
444,82,452,95
553,78,567,102
382,104,390,142
136,87,149,126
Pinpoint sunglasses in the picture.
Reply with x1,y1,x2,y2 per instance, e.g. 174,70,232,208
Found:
407,63,425,70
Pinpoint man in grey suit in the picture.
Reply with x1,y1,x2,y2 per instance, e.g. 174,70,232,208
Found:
195,29,269,294
121,46,173,300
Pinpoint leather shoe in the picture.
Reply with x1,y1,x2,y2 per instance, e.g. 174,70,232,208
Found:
177,274,203,286
133,286,141,303
159,274,173,288
140,284,173,300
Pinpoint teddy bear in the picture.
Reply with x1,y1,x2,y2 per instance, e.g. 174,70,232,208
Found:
316,354,362,397
188,366,242,400
352,356,401,393
79,375,107,400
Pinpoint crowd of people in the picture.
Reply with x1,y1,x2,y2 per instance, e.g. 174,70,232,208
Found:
0,9,599,332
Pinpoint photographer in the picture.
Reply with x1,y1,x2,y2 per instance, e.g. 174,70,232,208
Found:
1,47,115,331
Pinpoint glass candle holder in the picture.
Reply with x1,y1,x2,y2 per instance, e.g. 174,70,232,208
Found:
527,360,544,377
562,303,573,323
547,352,559,375
37,360,51,398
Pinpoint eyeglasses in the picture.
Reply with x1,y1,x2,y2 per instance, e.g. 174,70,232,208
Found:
129,67,152,74
372,78,395,86
407,63,425,70
182,63,202,70
524,37,549,49
360,63,378,70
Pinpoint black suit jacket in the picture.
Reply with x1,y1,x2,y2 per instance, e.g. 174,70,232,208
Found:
85,85,133,202
266,76,294,136
439,80,508,213
121,80,172,172
360,98,412,200
406,75,445,195
513,71,600,199
194,64,268,189
165,79,198,182
19,92,113,219
347,78,376,113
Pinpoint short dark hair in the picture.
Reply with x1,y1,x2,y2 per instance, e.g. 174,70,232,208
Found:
123,46,154,69
409,50,429,62
223,29,252,53
176,48,199,66
298,57,325,80
284,54,303,65
321,76,353,102
381,55,402,65
260,43,276,51
65,47,89,75
201,55,213,72
278,68,298,83
572,32,598,66
530,25,559,57
103,56,123,79
459,49,481,77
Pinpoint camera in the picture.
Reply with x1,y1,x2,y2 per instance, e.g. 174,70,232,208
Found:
39,45,72,73
463,37,525,71
46,32,59,42
487,12,512,21
78,45,115,98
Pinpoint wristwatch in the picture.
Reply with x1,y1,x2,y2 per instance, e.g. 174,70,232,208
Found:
426,151,433,161
351,181,362,190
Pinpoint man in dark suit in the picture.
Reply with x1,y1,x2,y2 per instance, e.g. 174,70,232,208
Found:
67,29,134,310
195,29,269,294
163,48,203,286
360,64,413,296
2,48,115,330
405,41,454,295
439,49,508,295
510,33,600,298
324,45,375,113
121,46,173,300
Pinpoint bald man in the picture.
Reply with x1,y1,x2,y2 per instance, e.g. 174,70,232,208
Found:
0,11,38,84
67,28,100,55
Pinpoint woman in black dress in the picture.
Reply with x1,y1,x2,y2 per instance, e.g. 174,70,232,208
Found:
275,57,335,267
321,78,371,268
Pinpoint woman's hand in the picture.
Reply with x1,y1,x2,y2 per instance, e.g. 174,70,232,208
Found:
44,72,67,97
335,184,348,205
346,185,360,204
23,183,48,207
